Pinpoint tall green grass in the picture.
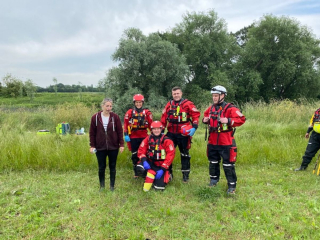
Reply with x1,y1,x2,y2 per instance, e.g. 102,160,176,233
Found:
0,99,316,170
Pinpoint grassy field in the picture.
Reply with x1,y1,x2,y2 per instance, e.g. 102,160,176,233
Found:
1,97,320,239
0,92,105,108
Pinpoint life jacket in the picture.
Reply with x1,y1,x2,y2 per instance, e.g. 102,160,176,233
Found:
130,108,149,130
147,134,168,162
208,102,233,133
167,99,190,124
313,108,320,133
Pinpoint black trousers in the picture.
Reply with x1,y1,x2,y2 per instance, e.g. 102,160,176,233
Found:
207,144,237,188
96,149,119,187
130,138,145,175
302,131,320,167
166,132,190,173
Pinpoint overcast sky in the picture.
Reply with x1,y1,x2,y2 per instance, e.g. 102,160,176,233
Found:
0,0,319,88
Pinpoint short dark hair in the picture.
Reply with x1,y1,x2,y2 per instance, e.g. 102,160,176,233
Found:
172,86,182,92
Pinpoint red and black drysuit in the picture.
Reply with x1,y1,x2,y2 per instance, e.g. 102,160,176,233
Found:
161,98,200,180
124,107,153,176
137,134,175,190
203,101,246,189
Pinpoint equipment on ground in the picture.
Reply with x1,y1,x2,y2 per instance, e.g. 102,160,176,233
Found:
37,130,50,135
56,122,70,135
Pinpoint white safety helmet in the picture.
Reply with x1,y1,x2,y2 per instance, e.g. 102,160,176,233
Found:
211,85,227,95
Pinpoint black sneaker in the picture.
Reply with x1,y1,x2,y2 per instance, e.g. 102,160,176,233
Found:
110,186,115,191
295,166,307,171
209,179,218,187
227,188,236,195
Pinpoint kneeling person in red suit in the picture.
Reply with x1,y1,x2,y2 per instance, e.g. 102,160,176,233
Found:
137,121,175,191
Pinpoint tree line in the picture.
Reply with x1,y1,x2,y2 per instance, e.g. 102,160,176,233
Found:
0,74,101,99
100,11,320,115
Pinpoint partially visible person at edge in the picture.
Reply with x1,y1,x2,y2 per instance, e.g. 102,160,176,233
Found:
202,85,246,195
137,121,175,191
124,94,153,178
295,108,320,171
89,98,124,191
160,86,200,182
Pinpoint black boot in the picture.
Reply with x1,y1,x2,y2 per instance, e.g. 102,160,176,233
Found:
110,170,116,191
182,172,189,183
99,172,105,191
295,166,307,171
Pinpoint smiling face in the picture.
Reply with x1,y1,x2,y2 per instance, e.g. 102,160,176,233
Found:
172,89,182,101
152,127,162,136
134,100,143,109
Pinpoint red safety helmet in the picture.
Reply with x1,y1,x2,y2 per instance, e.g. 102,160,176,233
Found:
180,124,193,136
133,94,144,102
150,121,163,129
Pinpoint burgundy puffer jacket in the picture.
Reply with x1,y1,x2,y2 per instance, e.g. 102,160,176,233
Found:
89,111,124,151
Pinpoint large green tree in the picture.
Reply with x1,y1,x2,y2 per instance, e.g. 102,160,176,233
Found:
103,28,190,114
163,10,240,97
235,15,320,102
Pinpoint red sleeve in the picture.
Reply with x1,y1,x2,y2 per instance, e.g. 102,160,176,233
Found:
226,107,246,127
146,109,153,131
137,137,149,159
186,101,200,126
202,107,210,124
160,102,170,129
161,138,175,170
124,109,132,135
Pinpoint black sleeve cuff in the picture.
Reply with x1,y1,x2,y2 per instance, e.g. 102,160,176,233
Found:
307,126,313,134
141,157,147,162
192,124,198,129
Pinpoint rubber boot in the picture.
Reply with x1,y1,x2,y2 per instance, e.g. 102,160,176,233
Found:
110,170,116,191
295,166,307,171
182,172,189,183
99,172,105,191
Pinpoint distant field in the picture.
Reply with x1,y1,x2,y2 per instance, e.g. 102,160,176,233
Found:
0,92,105,108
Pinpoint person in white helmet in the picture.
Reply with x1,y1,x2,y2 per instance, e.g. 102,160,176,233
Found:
202,85,246,195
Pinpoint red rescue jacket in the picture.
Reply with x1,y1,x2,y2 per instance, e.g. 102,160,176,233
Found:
138,134,175,170
161,99,200,134
124,108,153,139
203,102,246,146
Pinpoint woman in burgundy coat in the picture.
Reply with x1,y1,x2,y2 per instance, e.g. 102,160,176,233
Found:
89,98,124,191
